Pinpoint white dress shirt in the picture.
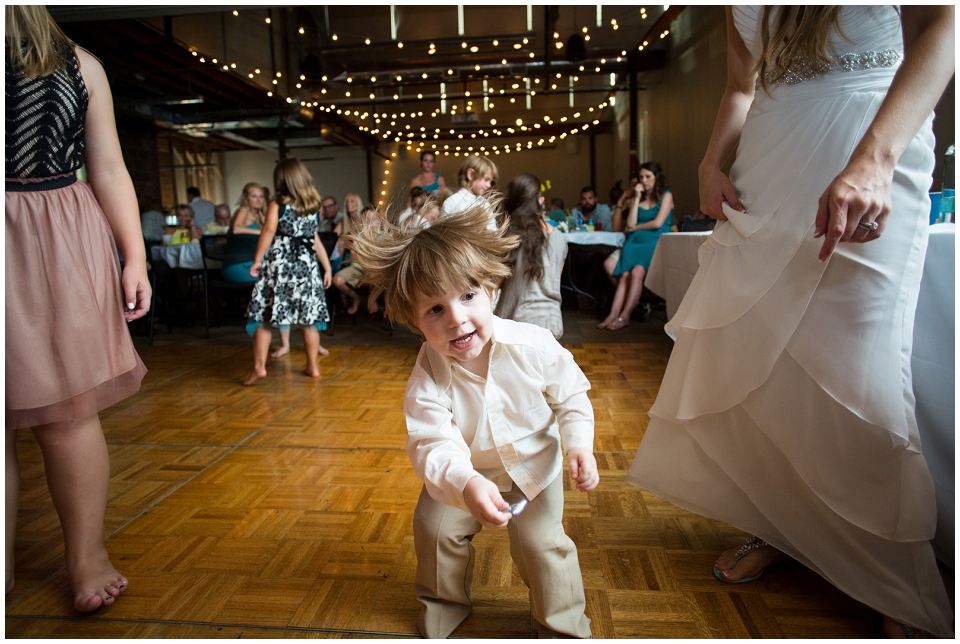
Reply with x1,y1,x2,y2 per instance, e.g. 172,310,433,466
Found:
404,316,594,512
442,188,497,231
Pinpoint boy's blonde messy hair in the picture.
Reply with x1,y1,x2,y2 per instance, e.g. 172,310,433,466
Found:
345,203,518,333
457,155,499,189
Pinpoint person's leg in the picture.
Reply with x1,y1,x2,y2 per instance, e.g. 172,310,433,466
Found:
6,429,20,594
271,326,291,359
243,325,273,385
598,272,630,329
506,476,591,638
32,415,127,612
412,486,482,638
602,252,619,285
333,272,361,315
609,266,647,330
301,326,327,378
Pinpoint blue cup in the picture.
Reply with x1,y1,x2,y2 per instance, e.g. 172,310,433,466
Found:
929,192,941,225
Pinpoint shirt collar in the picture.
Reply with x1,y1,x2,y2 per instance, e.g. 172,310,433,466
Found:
425,315,531,391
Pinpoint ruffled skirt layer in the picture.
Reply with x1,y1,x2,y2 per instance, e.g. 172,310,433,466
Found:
626,69,953,636
5,179,146,428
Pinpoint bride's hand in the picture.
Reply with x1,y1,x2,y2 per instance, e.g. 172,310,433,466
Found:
699,165,745,221
814,158,892,261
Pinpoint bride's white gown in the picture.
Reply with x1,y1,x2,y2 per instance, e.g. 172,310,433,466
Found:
627,6,953,636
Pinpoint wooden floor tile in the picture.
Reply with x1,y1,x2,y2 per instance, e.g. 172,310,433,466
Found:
7,333,932,638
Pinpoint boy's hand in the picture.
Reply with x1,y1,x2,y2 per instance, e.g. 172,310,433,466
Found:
463,476,511,528
567,448,599,492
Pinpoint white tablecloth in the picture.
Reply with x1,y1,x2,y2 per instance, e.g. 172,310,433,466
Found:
152,242,205,270
644,231,711,319
561,231,625,247
912,223,954,568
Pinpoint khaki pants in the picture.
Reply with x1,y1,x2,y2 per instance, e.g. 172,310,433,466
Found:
412,473,591,638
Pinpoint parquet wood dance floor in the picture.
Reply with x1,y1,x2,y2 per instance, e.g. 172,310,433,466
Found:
6,331,951,638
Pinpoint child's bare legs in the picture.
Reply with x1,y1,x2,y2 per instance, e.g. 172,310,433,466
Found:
243,325,272,386
270,327,291,358
301,326,327,378
32,415,127,612
6,429,20,593
598,272,631,329
608,265,647,330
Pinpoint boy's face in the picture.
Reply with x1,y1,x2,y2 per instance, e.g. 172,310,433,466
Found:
416,286,493,374
468,169,494,196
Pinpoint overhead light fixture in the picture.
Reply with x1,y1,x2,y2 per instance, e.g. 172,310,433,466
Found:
162,97,205,105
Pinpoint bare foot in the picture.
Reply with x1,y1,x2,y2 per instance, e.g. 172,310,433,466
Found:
346,294,360,315
69,553,127,612
714,542,789,582
882,616,932,638
270,345,290,359
318,346,330,357
243,368,267,386
369,302,380,315
597,316,616,329
607,317,630,331
302,367,321,378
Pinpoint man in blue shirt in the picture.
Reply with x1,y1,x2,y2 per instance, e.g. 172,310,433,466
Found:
187,186,216,228
570,186,612,231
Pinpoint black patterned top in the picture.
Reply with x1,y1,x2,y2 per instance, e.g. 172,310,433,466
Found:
5,41,88,179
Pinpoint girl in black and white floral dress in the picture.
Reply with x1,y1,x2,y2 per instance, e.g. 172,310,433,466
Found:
244,158,332,385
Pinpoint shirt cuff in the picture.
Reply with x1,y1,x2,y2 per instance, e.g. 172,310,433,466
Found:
560,420,595,453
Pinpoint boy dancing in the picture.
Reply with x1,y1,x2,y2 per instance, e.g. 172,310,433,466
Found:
348,207,597,638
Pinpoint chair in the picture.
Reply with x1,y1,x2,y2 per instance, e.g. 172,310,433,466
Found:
200,234,259,338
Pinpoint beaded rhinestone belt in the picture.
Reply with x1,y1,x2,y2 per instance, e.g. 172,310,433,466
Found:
760,49,901,87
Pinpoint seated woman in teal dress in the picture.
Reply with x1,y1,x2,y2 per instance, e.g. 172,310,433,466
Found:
598,161,674,331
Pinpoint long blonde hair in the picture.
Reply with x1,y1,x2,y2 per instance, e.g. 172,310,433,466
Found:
238,181,267,226
5,5,73,77
758,6,846,92
274,158,322,216
340,192,364,236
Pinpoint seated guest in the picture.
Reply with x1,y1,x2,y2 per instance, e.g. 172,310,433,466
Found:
329,192,364,272
571,186,613,231
230,182,267,235
165,204,203,242
598,161,673,331
333,192,363,236
496,173,568,339
332,204,381,315
318,195,343,233
203,203,232,235
140,202,166,242
187,186,216,228
397,186,428,227
546,197,568,223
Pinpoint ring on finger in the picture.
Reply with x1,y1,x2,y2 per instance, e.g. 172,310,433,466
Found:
857,220,879,231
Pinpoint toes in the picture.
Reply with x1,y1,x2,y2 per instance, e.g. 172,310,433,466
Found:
74,592,105,612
